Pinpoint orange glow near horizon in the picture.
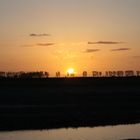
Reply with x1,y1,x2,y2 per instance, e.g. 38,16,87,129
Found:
67,68,74,75
66,68,76,77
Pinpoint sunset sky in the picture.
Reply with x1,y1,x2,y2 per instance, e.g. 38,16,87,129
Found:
0,0,140,76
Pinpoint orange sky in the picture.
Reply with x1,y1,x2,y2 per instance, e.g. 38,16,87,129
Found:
0,0,140,76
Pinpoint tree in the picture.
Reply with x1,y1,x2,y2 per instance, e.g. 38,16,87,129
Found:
125,70,134,77
44,72,49,78
136,71,140,76
56,71,60,77
83,71,87,77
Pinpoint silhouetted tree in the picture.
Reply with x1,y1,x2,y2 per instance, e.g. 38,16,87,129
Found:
56,71,60,77
99,72,102,77
136,71,140,76
83,71,87,77
125,70,134,77
44,72,49,78
106,71,117,77
105,71,109,77
6,72,16,78
67,72,75,77
0,72,6,78
93,71,102,77
117,71,124,77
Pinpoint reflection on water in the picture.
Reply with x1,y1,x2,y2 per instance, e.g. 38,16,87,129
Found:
0,124,140,140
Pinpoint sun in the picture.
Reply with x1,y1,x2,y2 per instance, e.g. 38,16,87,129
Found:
67,68,74,74
67,68,75,77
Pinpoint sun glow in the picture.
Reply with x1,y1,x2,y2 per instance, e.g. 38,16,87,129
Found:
67,68,74,74
67,68,75,77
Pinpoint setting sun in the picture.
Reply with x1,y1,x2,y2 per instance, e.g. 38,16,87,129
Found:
67,68,75,77
67,68,74,74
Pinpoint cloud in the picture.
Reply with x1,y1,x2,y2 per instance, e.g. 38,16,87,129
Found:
88,41,124,45
21,43,55,47
30,33,51,37
85,49,100,53
36,43,55,46
21,45,34,47
133,55,140,58
111,48,131,51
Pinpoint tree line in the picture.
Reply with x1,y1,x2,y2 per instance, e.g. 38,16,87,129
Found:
0,70,140,78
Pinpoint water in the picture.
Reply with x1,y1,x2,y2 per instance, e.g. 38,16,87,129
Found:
0,124,140,140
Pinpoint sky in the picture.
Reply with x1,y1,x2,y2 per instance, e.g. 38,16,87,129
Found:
0,0,140,76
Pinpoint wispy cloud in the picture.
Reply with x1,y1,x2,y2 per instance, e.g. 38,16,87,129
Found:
111,48,131,51
133,55,140,58
88,41,124,45
37,43,54,46
21,43,55,47
85,49,100,53
30,33,51,37
21,45,34,47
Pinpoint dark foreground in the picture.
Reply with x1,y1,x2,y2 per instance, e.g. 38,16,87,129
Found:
0,77,140,131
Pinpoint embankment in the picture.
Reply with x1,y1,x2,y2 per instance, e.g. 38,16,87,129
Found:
0,77,140,131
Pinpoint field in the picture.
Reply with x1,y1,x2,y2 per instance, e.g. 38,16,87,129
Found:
0,77,140,131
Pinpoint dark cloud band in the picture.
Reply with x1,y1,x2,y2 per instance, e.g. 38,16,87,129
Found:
21,43,54,47
30,33,51,37
85,49,100,53
88,41,124,45
111,48,131,51
37,43,54,46
133,55,140,58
